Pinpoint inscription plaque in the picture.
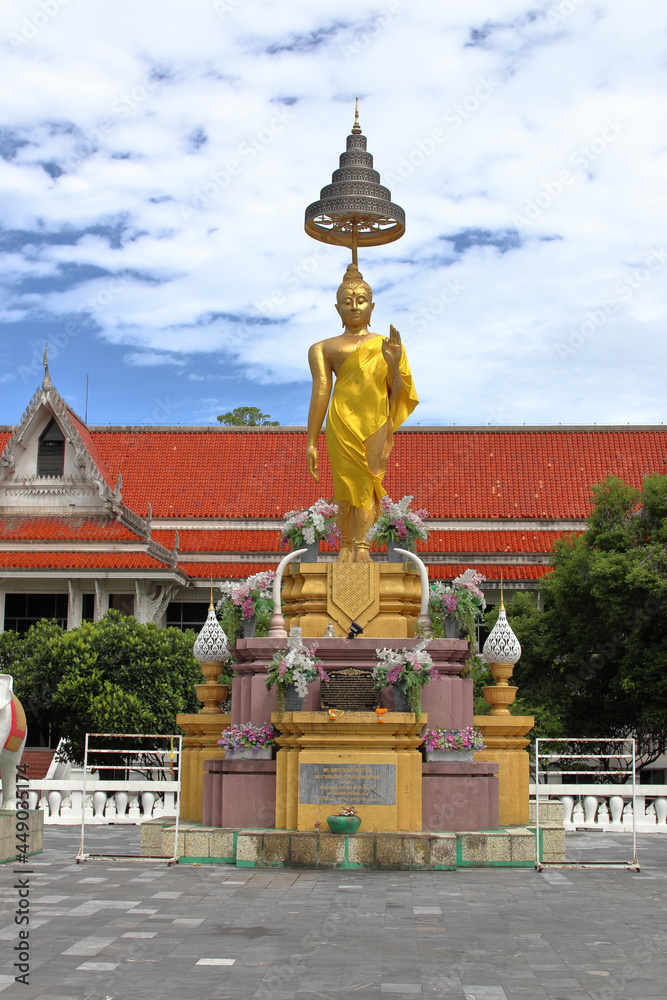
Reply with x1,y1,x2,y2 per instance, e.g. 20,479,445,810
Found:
299,762,396,805
321,667,379,711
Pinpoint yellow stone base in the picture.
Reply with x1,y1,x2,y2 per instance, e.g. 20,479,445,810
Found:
474,714,534,826
281,562,421,638
176,712,230,822
273,711,424,833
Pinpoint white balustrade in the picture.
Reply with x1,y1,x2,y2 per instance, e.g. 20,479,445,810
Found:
20,739,180,825
25,779,180,824
531,782,667,833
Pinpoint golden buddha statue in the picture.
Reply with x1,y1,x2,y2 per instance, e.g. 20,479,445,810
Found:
306,264,418,562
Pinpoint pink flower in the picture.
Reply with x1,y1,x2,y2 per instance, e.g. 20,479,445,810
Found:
443,594,457,613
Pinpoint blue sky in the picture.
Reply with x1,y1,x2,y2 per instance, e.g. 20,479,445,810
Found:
1,0,666,428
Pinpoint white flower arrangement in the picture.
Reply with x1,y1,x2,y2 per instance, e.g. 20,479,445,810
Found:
265,626,330,700
280,499,340,549
366,495,429,550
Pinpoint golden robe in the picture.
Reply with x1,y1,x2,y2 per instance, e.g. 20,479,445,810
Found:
326,335,418,510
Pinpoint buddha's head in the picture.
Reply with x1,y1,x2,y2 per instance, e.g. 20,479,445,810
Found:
335,264,374,330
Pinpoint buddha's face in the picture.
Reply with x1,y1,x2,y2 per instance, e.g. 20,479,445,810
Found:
335,283,374,332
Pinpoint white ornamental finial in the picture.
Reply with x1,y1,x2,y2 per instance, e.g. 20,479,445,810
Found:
482,604,521,665
193,605,228,663
42,344,52,391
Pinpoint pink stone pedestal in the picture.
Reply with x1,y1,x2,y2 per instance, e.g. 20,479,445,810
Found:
422,761,499,832
201,636,499,833
203,758,276,829
231,637,473,729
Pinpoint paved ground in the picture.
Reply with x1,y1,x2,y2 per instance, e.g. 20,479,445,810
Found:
1,827,666,1000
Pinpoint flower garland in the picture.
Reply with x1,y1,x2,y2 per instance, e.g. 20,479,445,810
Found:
280,499,340,549
366,495,429,551
217,723,276,755
422,726,485,753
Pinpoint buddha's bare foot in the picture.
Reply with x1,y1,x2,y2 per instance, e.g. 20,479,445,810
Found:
338,543,354,563
354,544,372,563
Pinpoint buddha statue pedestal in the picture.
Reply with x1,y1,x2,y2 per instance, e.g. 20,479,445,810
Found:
281,562,421,638
273,712,424,833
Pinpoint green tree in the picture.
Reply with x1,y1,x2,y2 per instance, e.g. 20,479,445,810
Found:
496,474,667,766
216,406,279,426
1,611,203,763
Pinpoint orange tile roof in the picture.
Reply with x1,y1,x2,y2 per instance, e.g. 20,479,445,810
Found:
0,515,143,543
0,551,174,570
66,408,114,487
418,530,569,554
87,428,667,520
149,528,567,557
176,559,549,581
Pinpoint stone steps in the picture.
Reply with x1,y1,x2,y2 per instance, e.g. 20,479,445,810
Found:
140,819,565,869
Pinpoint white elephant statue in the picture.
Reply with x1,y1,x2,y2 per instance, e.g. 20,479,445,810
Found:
0,674,28,810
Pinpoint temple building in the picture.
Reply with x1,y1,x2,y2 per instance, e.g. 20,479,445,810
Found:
1,361,665,634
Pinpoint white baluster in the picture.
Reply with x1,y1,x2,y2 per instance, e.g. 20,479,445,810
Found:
84,793,94,820
654,797,667,827
583,795,599,825
645,800,657,826
152,793,164,818
128,792,141,819
163,791,176,815
27,790,39,811
114,790,129,817
609,795,624,827
92,790,107,820
560,795,574,826
47,790,62,818
104,796,115,818
597,800,610,827
622,800,633,831
141,790,156,819
572,801,585,827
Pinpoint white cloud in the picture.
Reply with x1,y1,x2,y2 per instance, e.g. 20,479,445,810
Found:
0,0,666,424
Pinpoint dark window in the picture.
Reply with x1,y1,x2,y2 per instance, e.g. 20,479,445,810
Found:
166,601,209,631
82,593,95,622
37,418,65,477
109,594,135,617
4,593,68,633
640,769,666,785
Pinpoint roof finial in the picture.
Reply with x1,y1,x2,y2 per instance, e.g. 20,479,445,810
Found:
352,97,361,134
500,572,505,611
42,343,52,391
209,575,214,611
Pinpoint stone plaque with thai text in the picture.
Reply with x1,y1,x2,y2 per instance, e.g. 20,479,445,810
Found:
320,667,378,711
299,762,396,805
